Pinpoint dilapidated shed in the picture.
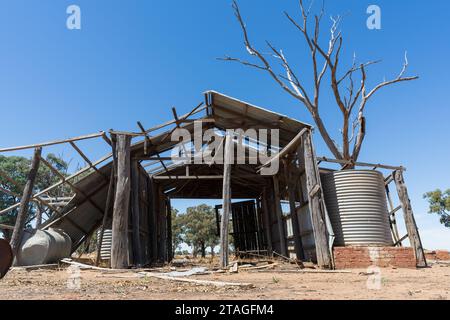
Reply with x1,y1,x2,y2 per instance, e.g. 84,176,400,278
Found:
0,91,427,270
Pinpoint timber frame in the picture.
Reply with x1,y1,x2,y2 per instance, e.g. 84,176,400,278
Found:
0,91,426,269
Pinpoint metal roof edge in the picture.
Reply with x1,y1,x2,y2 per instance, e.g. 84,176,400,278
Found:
203,89,314,129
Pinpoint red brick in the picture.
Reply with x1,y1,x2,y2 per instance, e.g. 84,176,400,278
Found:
333,246,416,269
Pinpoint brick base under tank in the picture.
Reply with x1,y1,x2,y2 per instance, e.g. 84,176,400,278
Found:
333,246,416,269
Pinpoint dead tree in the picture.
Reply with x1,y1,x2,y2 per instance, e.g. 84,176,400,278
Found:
221,0,418,165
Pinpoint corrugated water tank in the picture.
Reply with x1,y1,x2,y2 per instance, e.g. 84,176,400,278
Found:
321,170,393,246
97,229,112,260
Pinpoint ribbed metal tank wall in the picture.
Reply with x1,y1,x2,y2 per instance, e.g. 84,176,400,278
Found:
321,170,393,246
97,229,112,260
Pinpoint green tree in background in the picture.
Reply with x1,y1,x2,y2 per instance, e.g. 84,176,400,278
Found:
0,153,70,240
171,208,184,257
424,189,450,228
181,204,219,258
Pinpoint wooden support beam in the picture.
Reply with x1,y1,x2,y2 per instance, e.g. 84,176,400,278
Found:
111,135,131,269
0,223,14,230
0,132,105,153
0,153,112,216
259,128,309,172
69,141,108,181
272,175,288,257
96,169,115,266
385,183,401,244
316,157,405,172
159,191,168,261
166,198,173,262
302,131,333,269
35,204,43,229
219,134,232,269
149,179,159,262
131,160,142,266
39,156,104,216
10,147,42,256
110,102,205,137
283,159,304,261
393,170,427,267
261,188,273,256
393,234,409,247
137,121,150,155
0,170,64,217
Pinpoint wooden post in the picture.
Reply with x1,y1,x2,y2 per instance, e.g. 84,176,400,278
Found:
131,160,142,266
166,198,173,262
35,204,43,229
302,130,332,269
283,159,304,261
272,175,288,257
10,147,42,256
219,133,232,269
96,168,115,266
261,188,273,256
149,178,158,262
159,192,167,261
393,170,427,267
111,134,131,269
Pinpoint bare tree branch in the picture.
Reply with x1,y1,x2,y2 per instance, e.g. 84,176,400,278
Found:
218,56,266,70
351,53,418,160
221,0,418,164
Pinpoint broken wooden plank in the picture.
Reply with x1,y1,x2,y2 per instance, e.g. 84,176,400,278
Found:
138,272,254,288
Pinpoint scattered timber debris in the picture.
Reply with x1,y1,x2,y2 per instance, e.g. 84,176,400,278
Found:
10,264,59,272
138,272,254,289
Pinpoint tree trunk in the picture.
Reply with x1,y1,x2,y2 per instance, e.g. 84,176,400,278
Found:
312,113,343,160
201,242,206,258
10,147,42,257
192,245,198,258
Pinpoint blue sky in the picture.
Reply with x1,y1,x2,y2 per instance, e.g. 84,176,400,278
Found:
0,1,449,250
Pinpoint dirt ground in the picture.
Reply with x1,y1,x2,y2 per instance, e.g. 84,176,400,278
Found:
1,260,449,300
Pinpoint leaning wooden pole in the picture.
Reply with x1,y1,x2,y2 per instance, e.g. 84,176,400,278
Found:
219,133,232,269
96,168,115,267
393,170,427,267
111,134,131,269
35,204,43,229
10,147,42,257
302,130,333,269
